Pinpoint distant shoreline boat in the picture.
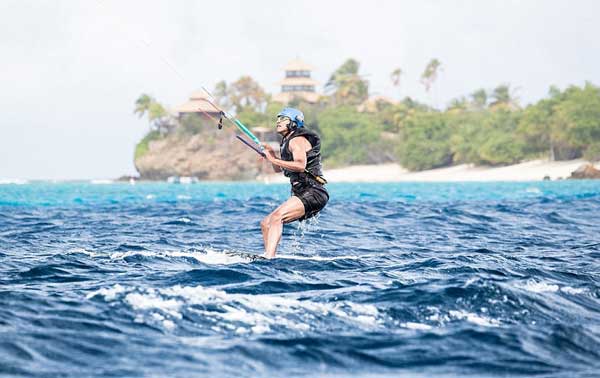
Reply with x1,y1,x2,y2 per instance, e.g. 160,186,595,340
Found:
167,176,199,184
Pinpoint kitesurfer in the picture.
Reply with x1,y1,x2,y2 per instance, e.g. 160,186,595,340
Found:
260,108,328,258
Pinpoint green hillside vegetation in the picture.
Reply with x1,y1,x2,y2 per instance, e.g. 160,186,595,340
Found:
134,59,600,171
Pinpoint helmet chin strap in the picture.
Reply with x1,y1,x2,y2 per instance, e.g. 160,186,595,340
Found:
286,121,297,132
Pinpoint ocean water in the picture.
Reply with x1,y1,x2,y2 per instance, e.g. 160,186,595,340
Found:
1,181,599,378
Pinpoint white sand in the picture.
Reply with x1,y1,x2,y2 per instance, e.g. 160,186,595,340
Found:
260,159,590,183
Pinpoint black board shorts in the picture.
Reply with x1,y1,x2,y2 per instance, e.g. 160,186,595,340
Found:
292,183,329,221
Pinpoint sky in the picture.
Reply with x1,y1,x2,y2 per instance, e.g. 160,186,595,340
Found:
1,0,599,180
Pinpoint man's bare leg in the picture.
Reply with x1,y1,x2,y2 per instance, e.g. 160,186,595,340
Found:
261,196,305,258
261,215,269,248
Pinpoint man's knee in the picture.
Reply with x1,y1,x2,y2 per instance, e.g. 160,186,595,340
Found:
269,210,285,225
260,217,270,230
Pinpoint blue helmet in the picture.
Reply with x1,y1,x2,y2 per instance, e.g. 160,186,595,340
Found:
277,107,304,128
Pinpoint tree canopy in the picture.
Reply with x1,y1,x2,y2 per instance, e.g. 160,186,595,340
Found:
325,59,369,106
133,93,173,135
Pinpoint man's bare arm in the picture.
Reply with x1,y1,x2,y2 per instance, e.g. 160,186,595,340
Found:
271,152,282,172
263,138,309,172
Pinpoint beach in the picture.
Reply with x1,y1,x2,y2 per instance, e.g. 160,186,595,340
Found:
261,159,591,183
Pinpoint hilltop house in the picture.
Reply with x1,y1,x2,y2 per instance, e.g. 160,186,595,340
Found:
272,59,321,104
174,91,221,123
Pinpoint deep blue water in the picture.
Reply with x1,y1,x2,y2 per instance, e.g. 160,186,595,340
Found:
1,181,599,378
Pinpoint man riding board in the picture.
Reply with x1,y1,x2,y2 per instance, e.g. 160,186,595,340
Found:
261,108,329,258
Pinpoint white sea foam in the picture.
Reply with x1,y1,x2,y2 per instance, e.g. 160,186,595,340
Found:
560,286,587,295
90,179,113,185
518,280,587,295
89,283,381,334
125,292,182,318
107,247,361,265
403,322,433,330
424,306,499,327
427,312,449,323
110,250,205,261
109,248,262,265
449,310,500,327
65,247,100,257
194,249,252,265
519,280,560,293
152,313,176,330
177,217,191,223
87,284,126,300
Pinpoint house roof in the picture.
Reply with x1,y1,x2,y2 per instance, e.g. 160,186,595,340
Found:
175,91,221,114
189,91,216,101
284,58,314,71
174,99,220,114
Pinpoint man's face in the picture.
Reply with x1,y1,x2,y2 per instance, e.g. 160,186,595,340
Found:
276,116,291,134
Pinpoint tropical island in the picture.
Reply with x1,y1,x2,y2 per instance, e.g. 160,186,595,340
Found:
132,58,600,181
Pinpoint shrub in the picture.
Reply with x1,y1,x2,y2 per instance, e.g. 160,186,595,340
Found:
134,131,161,159
397,112,453,170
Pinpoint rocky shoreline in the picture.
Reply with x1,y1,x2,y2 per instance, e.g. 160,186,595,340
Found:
133,128,270,181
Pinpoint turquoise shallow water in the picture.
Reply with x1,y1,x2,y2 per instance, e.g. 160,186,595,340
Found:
1,181,599,377
2,180,600,206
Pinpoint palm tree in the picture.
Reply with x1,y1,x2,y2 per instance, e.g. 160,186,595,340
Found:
390,68,403,97
325,59,360,91
134,94,154,118
325,58,369,105
390,68,403,87
490,84,519,109
447,97,468,113
420,59,442,92
133,94,173,135
470,89,488,110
